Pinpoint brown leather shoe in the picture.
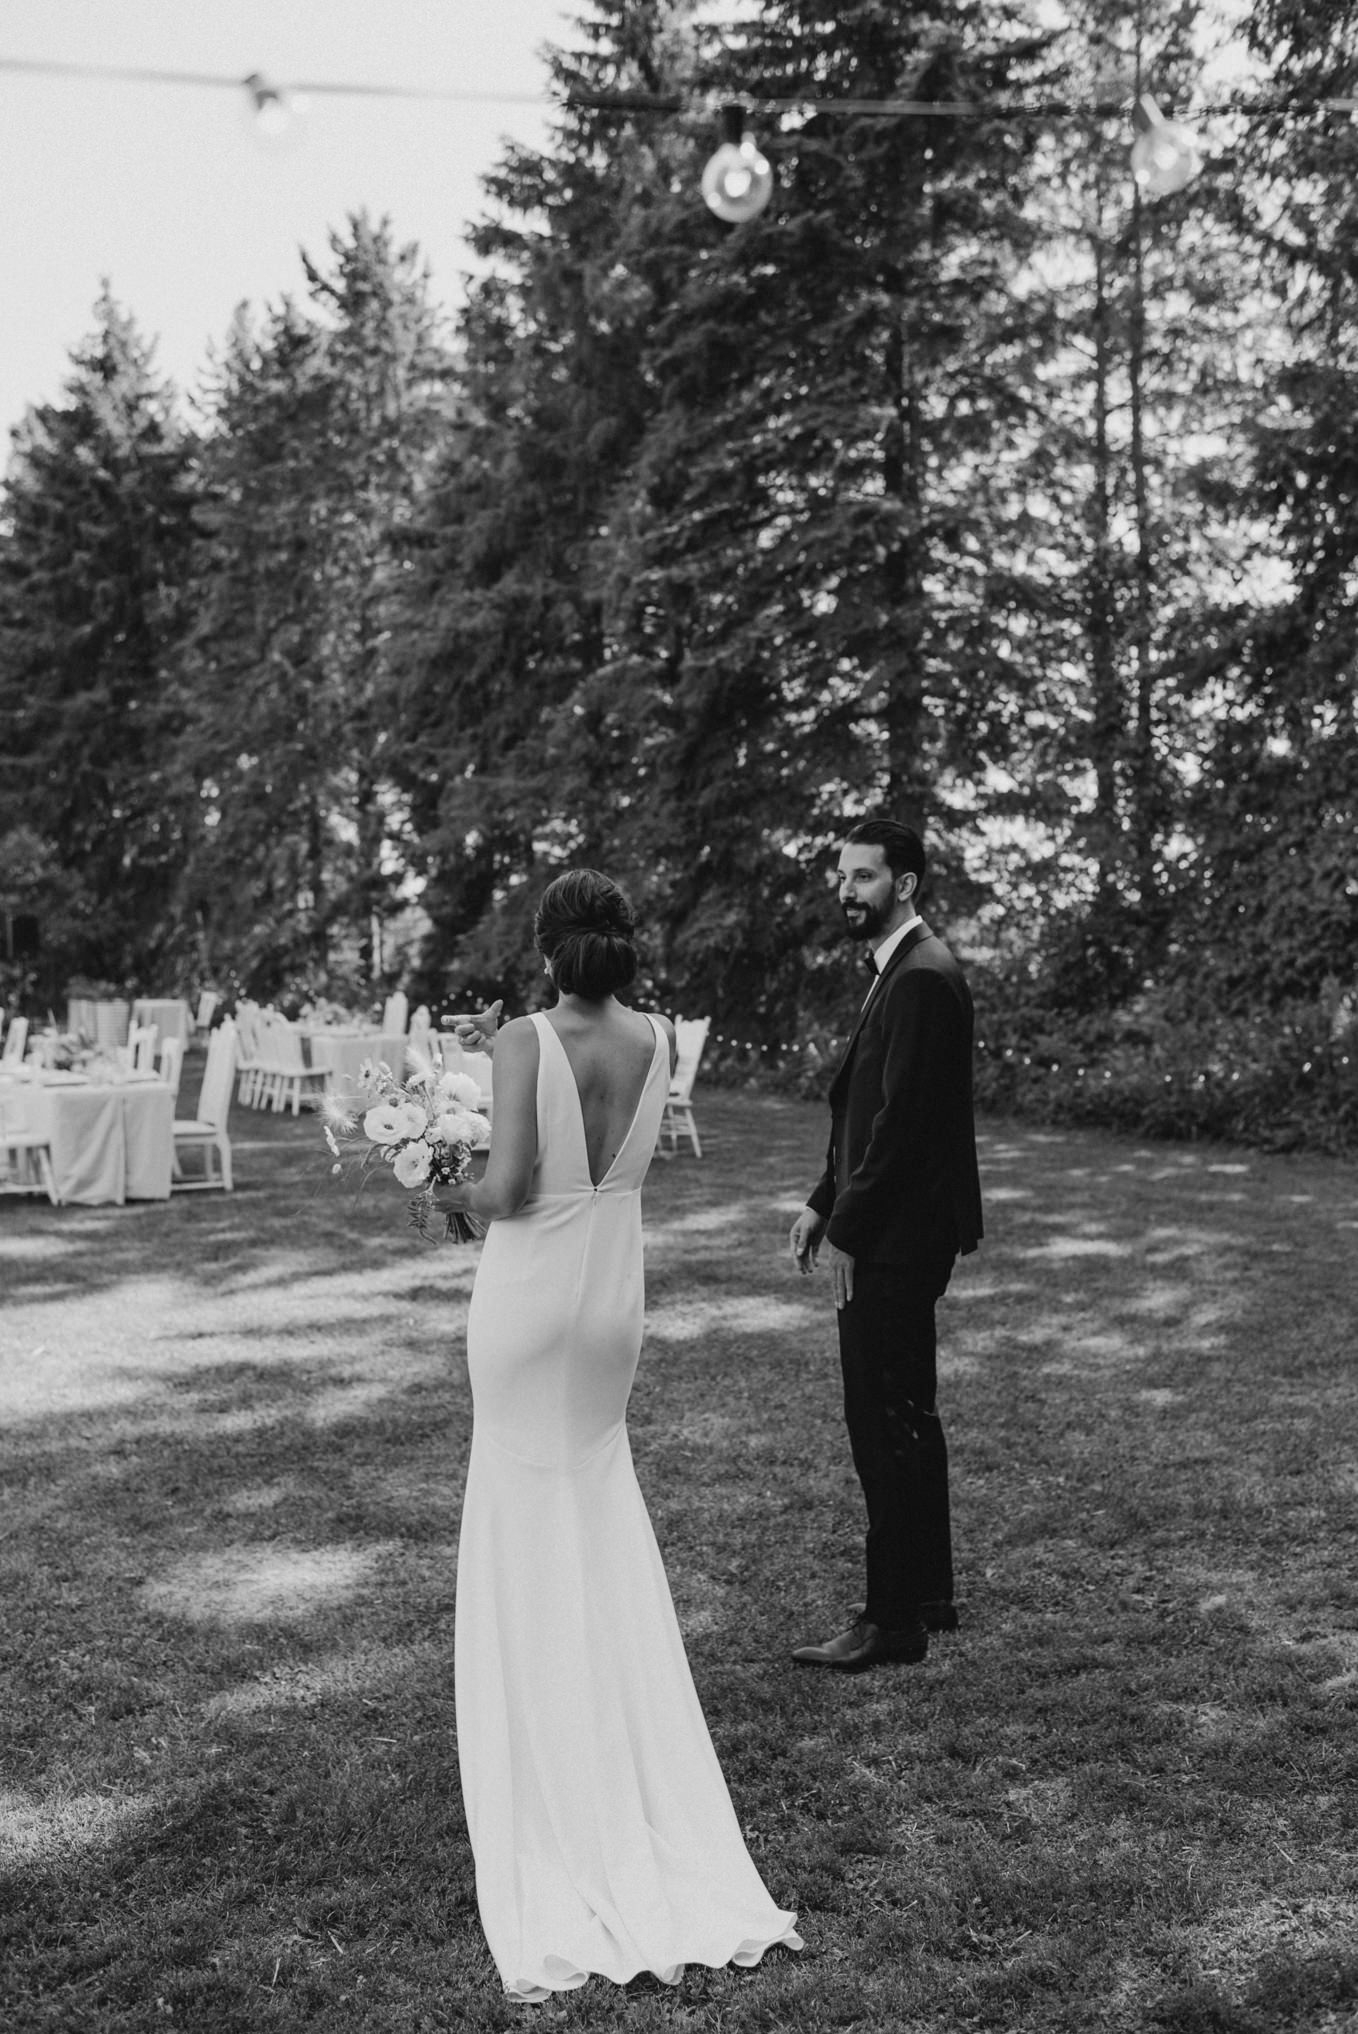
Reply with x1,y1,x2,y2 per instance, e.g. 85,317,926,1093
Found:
791,1617,928,1671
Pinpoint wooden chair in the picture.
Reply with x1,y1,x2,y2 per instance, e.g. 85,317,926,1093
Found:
128,1021,158,1072
382,990,409,1035
158,1036,184,1098
2,1015,29,1065
661,1016,711,1157
173,1018,236,1191
0,1084,61,1203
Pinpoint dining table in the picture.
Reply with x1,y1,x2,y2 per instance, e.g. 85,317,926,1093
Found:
6,1067,175,1205
301,1028,409,1098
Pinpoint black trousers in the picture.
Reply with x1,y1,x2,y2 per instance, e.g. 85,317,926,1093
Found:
837,1247,956,1631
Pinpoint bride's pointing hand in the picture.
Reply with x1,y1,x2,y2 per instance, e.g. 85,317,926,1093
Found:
443,999,504,1054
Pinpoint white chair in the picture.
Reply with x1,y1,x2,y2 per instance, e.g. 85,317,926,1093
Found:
257,1014,327,1115
661,1016,711,1157
158,1036,183,1098
128,1021,158,1072
191,990,220,1040
2,1015,29,1065
382,990,409,1035
0,1084,60,1203
173,1018,236,1191
233,1002,267,1107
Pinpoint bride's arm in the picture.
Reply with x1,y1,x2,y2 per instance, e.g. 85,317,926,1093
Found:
443,1017,539,1224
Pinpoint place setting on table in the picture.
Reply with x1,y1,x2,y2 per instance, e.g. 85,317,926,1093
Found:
0,1043,175,1206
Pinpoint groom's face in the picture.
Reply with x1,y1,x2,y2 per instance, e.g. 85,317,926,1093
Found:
836,843,901,942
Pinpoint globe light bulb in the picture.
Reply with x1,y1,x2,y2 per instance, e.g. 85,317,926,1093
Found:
242,71,306,148
1130,93,1201,198
701,108,773,224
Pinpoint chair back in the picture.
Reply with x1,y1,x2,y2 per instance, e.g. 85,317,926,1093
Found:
197,1019,237,1129
2,1015,28,1063
670,1016,711,1102
158,1036,183,1097
382,991,409,1034
129,1022,158,1071
193,990,220,1031
234,1001,262,1060
263,1016,306,1073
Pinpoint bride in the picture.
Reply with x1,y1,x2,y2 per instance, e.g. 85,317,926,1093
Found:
437,868,802,2002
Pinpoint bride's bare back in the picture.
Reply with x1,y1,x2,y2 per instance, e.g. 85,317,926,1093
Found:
546,1000,675,1189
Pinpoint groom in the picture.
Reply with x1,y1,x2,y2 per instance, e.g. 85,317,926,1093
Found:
789,818,982,1672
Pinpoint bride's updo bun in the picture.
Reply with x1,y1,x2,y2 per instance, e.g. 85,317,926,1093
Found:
535,869,638,1001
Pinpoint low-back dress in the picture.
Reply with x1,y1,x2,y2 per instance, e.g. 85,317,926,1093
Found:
454,1010,802,2001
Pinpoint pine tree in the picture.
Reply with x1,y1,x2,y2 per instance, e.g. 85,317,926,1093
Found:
393,0,694,1008
1172,0,1358,1007
177,215,452,996
0,287,198,985
404,1,1061,1026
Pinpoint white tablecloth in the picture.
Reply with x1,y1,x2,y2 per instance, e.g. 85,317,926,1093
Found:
66,998,130,1049
132,997,192,1047
304,1030,408,1096
26,1074,174,1204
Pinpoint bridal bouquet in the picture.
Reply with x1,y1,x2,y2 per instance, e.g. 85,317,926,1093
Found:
321,1053,491,1243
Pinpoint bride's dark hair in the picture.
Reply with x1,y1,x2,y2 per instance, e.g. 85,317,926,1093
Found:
534,868,638,1001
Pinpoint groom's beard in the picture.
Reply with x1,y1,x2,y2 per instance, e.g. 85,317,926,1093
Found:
842,899,891,941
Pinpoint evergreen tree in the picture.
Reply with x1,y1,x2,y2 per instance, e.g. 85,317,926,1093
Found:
0,287,197,985
1174,0,1358,1007
177,215,452,996
394,0,694,1009
406,0,1061,1027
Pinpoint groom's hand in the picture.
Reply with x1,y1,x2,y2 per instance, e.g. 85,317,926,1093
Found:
827,1243,855,1310
789,1208,826,1275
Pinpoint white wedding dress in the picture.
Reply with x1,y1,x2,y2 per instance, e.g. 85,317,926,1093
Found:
455,1011,802,2000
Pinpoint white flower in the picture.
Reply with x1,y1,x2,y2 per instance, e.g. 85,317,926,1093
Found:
363,1103,406,1145
438,1071,483,1109
393,1140,435,1187
433,1108,476,1148
461,1110,491,1149
384,1100,427,1139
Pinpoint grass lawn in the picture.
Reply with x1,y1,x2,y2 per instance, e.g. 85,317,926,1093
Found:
2,1064,1357,2033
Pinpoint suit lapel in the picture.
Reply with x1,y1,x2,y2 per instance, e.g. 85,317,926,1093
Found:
829,920,933,1096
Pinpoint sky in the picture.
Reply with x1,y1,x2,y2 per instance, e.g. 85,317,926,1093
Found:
0,0,571,441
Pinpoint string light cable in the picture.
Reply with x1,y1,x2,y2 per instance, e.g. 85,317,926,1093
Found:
4,50,1356,202
3,52,1355,116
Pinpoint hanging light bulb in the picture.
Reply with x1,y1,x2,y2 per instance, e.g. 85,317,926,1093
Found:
1130,93,1201,198
241,71,305,146
701,104,773,224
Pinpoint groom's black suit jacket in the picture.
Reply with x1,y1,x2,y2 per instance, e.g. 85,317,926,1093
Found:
807,920,983,1266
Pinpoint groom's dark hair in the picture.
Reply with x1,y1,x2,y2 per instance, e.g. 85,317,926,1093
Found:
843,818,926,890
535,868,638,1001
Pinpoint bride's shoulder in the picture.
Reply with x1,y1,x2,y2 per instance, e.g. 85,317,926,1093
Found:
647,1009,678,1069
492,1015,542,1062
